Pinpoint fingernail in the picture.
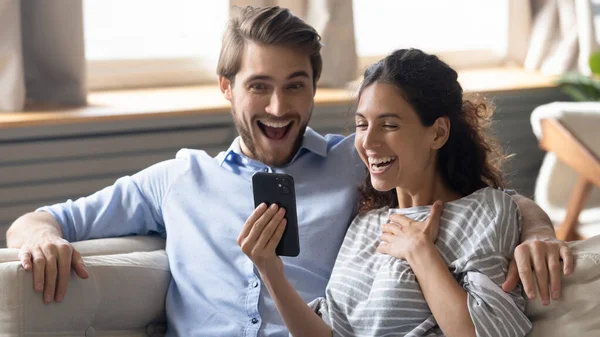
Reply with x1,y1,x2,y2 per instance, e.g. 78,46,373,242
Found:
55,294,63,302
527,292,536,300
35,282,43,291
552,291,560,300
542,299,550,306
44,295,53,303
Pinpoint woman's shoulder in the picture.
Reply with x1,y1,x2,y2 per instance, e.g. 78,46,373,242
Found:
453,187,519,218
351,207,390,226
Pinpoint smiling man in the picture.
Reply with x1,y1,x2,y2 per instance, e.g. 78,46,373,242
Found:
7,6,572,337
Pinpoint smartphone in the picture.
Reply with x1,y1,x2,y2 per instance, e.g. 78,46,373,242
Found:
252,172,300,257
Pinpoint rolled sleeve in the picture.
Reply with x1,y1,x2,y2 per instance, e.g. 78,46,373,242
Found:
462,271,531,337
35,158,187,242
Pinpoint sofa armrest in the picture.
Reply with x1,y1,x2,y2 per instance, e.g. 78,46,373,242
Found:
527,235,600,336
0,236,170,336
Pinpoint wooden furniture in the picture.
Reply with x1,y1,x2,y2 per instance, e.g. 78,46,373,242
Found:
538,118,600,241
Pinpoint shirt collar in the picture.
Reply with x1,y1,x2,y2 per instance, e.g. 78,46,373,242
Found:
217,126,328,167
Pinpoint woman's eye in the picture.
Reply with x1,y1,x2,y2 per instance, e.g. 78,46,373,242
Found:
383,124,398,129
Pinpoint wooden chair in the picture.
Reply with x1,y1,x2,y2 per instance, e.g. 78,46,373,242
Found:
538,118,600,241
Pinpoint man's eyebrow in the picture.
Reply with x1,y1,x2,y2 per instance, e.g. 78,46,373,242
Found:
355,112,402,120
245,74,273,82
244,71,309,83
287,71,310,80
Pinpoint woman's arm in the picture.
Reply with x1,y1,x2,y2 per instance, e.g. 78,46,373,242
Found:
238,203,332,337
406,239,476,337
259,264,332,337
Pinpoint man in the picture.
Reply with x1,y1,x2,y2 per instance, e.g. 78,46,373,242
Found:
7,6,572,337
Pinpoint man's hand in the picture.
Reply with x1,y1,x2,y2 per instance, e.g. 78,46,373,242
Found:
8,212,89,304
502,238,573,305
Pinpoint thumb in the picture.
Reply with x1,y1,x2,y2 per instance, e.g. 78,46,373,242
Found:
427,200,443,227
71,250,89,279
502,259,519,292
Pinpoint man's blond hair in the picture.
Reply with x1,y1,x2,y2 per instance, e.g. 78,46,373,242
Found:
217,6,322,86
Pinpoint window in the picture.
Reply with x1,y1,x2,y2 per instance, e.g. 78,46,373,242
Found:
83,0,228,90
84,0,511,90
353,0,509,70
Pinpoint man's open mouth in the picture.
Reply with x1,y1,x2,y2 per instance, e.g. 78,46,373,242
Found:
257,119,293,140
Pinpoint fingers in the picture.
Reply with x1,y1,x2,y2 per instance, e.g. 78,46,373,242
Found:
266,219,287,251
71,250,89,279
41,244,58,304
502,259,519,292
254,208,286,249
381,223,402,236
54,243,73,302
547,247,562,301
389,213,413,227
31,246,45,293
559,243,574,276
18,248,33,271
530,242,550,305
376,242,389,255
237,203,268,245
513,245,536,300
379,233,395,244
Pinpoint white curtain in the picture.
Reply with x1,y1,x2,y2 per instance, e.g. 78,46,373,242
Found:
0,0,86,112
230,0,357,87
509,0,600,75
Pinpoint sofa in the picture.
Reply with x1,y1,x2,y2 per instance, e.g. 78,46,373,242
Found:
0,235,599,337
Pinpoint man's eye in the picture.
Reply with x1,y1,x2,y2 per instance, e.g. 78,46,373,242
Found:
249,83,267,91
287,83,304,90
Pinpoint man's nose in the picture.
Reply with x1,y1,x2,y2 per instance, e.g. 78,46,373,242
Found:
266,90,288,117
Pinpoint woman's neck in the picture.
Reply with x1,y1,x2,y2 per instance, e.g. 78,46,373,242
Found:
396,172,461,208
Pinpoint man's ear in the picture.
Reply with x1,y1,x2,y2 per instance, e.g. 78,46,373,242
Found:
431,117,450,150
218,75,233,101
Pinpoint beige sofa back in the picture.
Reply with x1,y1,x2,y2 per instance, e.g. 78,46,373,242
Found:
0,235,599,337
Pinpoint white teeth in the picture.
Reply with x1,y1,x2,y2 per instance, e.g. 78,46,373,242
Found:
259,119,292,128
368,156,395,165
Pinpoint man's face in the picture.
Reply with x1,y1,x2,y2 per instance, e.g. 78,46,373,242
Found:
219,42,315,167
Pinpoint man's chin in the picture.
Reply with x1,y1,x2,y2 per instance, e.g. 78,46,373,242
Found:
258,150,295,167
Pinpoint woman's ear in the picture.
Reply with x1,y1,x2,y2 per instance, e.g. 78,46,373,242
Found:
218,75,233,101
431,117,450,150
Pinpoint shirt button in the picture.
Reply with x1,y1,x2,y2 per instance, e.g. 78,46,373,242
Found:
263,167,269,172
251,281,259,288
251,318,259,324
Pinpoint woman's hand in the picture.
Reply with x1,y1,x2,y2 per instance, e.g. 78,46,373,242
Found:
377,201,443,260
237,203,287,275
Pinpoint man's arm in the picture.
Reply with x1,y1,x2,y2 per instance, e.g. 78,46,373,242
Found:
504,195,574,305
6,211,88,304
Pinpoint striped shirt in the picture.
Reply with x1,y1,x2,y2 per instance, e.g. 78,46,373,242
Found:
310,187,532,337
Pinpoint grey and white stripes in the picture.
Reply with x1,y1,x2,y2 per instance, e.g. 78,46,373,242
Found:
309,187,532,337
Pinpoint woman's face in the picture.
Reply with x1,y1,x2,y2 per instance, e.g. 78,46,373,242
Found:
354,82,440,192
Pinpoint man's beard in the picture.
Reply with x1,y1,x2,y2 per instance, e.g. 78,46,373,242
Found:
232,109,309,167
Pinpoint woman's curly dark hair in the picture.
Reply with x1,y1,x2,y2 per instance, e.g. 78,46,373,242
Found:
357,49,506,214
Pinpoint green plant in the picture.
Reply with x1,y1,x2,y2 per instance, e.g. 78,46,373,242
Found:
558,51,600,101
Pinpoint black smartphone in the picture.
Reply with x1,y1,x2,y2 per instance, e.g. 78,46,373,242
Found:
252,172,300,257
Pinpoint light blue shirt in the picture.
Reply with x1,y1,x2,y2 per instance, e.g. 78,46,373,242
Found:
38,127,366,337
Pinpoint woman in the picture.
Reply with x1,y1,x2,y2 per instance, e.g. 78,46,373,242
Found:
238,49,532,337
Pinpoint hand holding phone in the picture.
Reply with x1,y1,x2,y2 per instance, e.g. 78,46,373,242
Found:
252,172,300,257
